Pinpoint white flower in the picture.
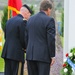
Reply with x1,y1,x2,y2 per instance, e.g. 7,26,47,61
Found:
64,58,67,62
72,68,74,72
64,68,68,73
69,53,73,57
74,59,75,61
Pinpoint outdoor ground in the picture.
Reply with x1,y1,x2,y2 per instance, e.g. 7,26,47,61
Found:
0,51,4,72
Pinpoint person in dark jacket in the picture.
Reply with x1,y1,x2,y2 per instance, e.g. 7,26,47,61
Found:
1,4,32,75
25,0,56,75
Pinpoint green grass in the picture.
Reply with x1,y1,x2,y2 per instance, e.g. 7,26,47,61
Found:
0,51,4,72
0,31,5,72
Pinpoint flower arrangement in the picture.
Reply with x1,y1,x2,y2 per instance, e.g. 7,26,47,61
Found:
61,48,75,75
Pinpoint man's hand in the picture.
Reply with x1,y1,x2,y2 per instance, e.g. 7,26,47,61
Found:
50,57,55,66
24,49,26,53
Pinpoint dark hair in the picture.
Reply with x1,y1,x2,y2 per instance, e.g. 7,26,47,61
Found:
40,0,52,11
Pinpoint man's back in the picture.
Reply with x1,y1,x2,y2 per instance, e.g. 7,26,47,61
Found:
26,11,55,63
2,14,26,62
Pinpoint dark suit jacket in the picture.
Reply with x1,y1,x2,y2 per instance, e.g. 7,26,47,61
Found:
26,11,56,63
1,14,26,62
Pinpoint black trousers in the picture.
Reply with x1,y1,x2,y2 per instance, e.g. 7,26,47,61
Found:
27,60,50,75
4,59,24,75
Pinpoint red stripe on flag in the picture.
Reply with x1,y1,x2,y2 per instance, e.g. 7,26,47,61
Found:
8,0,22,16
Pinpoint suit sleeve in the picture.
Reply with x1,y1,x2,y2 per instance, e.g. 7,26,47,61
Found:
18,20,27,49
25,23,28,48
4,22,7,40
4,27,6,39
47,18,56,58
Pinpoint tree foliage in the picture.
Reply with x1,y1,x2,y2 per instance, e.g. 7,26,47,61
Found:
1,6,8,31
30,5,35,15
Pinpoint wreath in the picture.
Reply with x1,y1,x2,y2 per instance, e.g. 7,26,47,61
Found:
61,48,75,75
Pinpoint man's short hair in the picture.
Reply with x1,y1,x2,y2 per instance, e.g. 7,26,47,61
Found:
40,0,52,11
22,4,33,14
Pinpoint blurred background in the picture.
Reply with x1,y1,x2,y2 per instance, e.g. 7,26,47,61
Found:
0,0,64,75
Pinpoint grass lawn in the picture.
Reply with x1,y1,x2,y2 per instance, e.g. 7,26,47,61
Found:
0,30,4,72
0,51,4,72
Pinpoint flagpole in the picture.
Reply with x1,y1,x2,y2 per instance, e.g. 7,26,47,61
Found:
8,8,10,20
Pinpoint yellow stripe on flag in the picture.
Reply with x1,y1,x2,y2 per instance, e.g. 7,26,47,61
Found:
8,6,20,14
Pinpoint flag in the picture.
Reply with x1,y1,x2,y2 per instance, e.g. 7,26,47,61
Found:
8,0,22,18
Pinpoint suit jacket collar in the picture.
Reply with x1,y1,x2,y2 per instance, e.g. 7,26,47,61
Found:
39,11,47,15
17,14,24,18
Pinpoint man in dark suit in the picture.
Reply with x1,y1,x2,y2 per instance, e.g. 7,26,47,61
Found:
25,0,56,75
1,4,32,75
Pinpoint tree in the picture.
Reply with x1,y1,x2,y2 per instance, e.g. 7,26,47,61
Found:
30,5,35,15
61,9,64,37
1,6,8,31
57,2,62,11
50,0,63,75
50,0,62,48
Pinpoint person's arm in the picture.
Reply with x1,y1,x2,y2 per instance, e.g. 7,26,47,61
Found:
4,22,8,40
25,23,28,49
19,20,27,50
47,18,56,60
4,27,6,40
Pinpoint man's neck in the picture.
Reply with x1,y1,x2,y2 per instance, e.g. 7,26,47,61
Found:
41,10,48,16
